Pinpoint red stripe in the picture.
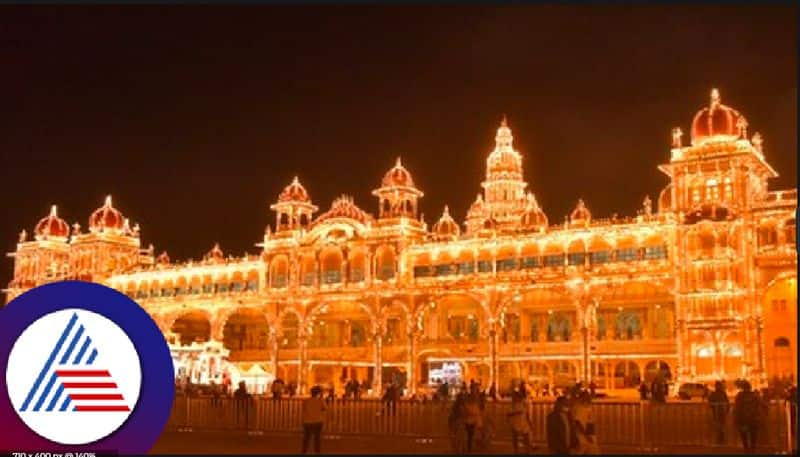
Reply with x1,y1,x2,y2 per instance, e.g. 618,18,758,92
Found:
75,405,130,412
70,394,124,400
56,370,110,377
62,382,117,388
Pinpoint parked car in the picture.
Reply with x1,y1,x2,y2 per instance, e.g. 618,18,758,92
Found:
677,382,709,400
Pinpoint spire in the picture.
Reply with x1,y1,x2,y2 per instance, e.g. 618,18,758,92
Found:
671,127,683,148
395,156,402,168
50,205,58,217
104,195,113,207
710,88,721,109
501,114,508,128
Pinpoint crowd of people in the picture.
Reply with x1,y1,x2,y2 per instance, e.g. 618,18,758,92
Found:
176,373,797,455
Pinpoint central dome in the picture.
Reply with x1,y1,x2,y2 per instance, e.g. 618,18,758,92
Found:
691,88,746,144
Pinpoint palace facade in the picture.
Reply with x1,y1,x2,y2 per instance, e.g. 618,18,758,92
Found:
6,89,797,396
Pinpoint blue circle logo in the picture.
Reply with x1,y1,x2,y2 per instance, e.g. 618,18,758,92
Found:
0,281,174,453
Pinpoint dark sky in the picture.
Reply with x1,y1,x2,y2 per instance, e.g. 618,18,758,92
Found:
1,5,797,283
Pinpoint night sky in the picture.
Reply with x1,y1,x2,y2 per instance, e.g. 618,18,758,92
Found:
1,5,796,283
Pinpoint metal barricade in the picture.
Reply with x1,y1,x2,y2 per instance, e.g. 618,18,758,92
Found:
164,395,792,453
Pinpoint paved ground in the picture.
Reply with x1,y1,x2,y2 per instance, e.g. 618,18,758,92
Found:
152,429,779,454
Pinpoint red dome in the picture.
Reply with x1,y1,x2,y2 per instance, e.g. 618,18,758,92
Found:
34,205,69,239
381,157,416,188
691,89,746,143
89,195,125,232
278,176,310,203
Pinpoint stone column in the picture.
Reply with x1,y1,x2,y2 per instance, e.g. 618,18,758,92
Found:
675,319,687,385
374,333,383,396
298,335,308,395
489,326,498,389
407,332,417,395
270,332,280,380
755,316,766,387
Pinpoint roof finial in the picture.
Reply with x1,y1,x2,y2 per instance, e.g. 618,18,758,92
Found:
501,114,508,127
104,195,113,207
395,156,402,167
50,205,58,217
752,132,763,152
443,205,450,216
671,127,683,148
292,176,300,185
710,88,721,108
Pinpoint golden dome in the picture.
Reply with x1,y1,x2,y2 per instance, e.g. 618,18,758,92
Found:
520,193,548,229
432,206,460,240
157,251,171,265
381,157,416,188
278,176,311,203
206,243,224,263
570,199,591,225
34,205,69,239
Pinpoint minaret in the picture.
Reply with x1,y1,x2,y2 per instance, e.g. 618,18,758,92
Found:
480,116,528,228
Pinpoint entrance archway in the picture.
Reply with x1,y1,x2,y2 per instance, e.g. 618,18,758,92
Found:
170,310,211,345
763,275,797,382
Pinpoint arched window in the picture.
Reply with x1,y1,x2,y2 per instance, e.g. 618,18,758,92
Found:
775,337,791,347
270,255,289,288
705,178,719,202
595,315,607,340
547,313,572,342
502,313,521,343
529,318,539,342
615,311,642,340
320,246,343,284
375,245,396,280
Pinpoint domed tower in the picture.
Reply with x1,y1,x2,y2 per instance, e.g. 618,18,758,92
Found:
480,117,529,229
520,193,548,232
70,195,144,282
270,176,318,232
465,194,487,234
7,205,72,299
659,88,786,388
372,157,423,219
431,206,460,242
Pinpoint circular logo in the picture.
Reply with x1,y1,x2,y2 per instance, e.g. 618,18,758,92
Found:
6,309,142,445
0,281,174,453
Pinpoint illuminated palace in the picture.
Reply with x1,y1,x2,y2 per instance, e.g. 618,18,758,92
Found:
6,90,797,395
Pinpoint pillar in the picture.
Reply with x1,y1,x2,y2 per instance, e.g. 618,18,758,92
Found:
581,326,590,384
374,333,383,396
407,332,417,395
675,318,687,385
270,333,279,380
755,316,766,387
489,327,498,388
298,336,308,395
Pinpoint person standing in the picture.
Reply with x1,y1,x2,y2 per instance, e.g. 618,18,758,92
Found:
707,381,730,445
639,381,649,401
733,380,762,454
463,390,484,453
572,392,599,454
507,390,535,454
547,396,577,455
301,385,326,454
